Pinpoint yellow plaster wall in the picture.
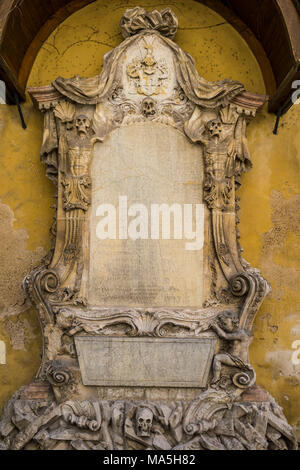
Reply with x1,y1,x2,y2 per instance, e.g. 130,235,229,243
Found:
0,0,299,434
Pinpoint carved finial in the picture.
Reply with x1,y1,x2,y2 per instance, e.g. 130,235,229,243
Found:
120,7,178,39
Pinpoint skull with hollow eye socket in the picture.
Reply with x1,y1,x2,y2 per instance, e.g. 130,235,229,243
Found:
136,407,153,437
75,115,91,135
206,119,222,137
141,97,156,118
64,119,73,131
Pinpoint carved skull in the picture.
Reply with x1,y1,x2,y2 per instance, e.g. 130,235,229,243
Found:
136,407,153,437
142,97,156,117
75,115,90,135
206,119,222,137
64,119,74,131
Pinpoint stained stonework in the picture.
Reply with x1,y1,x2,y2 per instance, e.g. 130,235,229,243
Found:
75,337,216,387
90,123,204,306
0,7,297,451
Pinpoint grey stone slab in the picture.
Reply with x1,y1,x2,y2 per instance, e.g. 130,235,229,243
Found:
75,336,216,388
89,123,204,307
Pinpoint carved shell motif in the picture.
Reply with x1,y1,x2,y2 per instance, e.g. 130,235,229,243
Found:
53,101,75,123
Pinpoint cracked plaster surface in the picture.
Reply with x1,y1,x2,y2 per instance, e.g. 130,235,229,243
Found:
0,201,45,317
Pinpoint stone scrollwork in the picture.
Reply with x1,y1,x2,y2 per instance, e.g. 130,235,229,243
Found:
52,307,218,339
45,361,73,388
0,6,296,450
43,361,77,403
185,100,271,326
0,387,296,450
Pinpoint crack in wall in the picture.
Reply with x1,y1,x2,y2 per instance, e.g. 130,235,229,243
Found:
0,201,45,318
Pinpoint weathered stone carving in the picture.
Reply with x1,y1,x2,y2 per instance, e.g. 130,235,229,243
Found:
135,407,154,437
126,41,170,96
210,310,256,389
120,7,178,40
185,105,252,211
0,386,296,450
0,7,296,450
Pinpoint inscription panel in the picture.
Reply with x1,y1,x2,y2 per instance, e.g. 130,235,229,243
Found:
75,336,216,387
89,123,205,307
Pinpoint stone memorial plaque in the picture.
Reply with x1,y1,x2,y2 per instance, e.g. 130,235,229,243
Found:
89,123,205,307
3,6,294,452
75,336,217,387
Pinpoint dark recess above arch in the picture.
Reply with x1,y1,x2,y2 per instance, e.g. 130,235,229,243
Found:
0,0,299,113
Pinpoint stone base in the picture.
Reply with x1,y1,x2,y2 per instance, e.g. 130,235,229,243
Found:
0,382,297,451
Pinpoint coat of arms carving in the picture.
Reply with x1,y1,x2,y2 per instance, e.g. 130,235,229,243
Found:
126,40,170,96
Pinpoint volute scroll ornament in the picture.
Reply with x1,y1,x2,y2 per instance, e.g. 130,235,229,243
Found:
0,7,296,450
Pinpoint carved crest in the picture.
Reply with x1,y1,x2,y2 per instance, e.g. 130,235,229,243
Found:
126,40,170,96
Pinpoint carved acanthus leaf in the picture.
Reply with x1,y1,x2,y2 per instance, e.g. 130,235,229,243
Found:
53,307,219,338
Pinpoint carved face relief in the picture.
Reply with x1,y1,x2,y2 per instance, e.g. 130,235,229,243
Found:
136,407,153,437
218,311,239,332
220,316,234,332
206,119,222,137
141,97,156,118
75,115,90,135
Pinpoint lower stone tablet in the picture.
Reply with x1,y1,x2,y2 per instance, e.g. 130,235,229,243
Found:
75,336,216,388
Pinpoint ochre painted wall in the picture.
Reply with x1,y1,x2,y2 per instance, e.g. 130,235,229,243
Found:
0,0,299,436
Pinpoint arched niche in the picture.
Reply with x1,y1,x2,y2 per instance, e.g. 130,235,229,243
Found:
1,0,299,112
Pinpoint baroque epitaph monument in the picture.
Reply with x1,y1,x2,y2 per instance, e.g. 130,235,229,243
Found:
0,7,297,450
